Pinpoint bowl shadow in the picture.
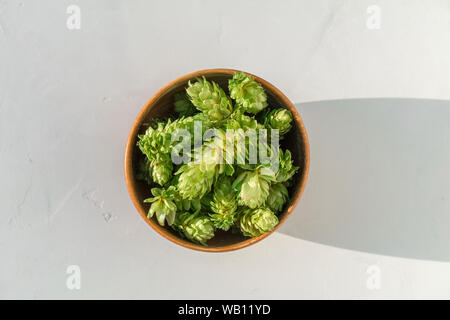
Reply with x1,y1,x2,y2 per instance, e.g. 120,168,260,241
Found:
278,98,450,262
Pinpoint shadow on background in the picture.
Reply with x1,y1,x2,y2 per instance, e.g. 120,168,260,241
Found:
278,98,450,262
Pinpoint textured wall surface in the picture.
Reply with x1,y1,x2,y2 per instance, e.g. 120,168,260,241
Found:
1,0,450,299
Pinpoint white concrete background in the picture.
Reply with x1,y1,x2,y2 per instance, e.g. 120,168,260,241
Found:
1,0,450,299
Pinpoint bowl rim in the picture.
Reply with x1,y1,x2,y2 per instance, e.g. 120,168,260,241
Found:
124,68,310,252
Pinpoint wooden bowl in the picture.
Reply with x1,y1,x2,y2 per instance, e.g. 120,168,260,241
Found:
124,69,309,252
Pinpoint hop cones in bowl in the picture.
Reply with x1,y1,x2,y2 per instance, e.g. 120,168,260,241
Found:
133,72,300,247
125,69,309,251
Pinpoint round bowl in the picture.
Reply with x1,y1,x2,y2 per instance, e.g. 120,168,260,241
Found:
124,68,309,252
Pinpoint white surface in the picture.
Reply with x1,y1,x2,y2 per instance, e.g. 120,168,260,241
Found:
1,0,450,299
286,99,450,262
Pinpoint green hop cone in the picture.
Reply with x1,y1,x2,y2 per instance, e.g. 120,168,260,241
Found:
186,77,233,121
137,115,215,186
232,166,276,208
176,163,216,200
137,121,166,160
167,114,211,138
137,121,173,186
223,111,267,166
210,176,238,231
176,131,225,199
144,186,178,226
266,183,289,213
150,153,173,186
228,72,268,114
239,207,279,237
174,92,196,116
226,110,263,130
264,108,293,136
138,115,212,161
177,211,215,246
276,149,298,183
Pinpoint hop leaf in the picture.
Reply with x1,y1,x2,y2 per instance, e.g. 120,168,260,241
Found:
144,186,178,226
229,72,268,114
264,108,293,136
174,92,196,116
239,207,278,237
232,167,276,208
200,192,213,211
266,183,289,213
175,198,201,212
176,212,215,245
210,176,238,231
276,149,298,183
150,153,173,186
187,77,233,121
